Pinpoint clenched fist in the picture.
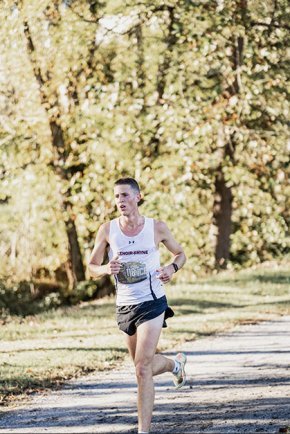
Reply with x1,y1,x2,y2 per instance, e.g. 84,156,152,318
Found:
107,255,122,275
156,265,174,284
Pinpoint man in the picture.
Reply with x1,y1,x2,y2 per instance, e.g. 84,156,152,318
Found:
88,177,187,434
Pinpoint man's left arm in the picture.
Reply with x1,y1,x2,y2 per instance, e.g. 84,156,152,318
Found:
155,221,186,284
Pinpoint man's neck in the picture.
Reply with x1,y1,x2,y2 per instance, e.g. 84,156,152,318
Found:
120,212,143,229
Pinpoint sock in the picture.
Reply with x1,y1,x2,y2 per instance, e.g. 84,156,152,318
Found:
138,432,149,433
172,359,181,375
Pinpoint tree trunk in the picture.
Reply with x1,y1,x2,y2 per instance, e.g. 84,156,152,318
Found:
213,168,233,269
64,213,86,286
50,120,86,288
22,20,85,288
213,26,244,269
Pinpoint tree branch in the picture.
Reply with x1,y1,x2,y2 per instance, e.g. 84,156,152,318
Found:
67,3,104,24
23,21,46,88
250,21,290,31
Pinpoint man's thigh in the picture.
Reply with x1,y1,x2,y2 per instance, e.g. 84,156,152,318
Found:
135,312,165,364
124,332,137,361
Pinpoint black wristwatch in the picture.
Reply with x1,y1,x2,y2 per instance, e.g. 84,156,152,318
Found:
172,263,179,273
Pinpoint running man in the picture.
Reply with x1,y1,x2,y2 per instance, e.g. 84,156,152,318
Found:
88,177,187,434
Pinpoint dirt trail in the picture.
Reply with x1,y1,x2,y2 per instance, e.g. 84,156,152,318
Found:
1,316,289,433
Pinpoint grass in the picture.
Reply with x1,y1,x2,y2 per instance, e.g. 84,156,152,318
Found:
1,262,290,406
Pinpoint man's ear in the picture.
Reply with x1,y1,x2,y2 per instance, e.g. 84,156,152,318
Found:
137,193,145,206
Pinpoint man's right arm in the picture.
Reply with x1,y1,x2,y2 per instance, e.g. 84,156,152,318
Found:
88,223,121,279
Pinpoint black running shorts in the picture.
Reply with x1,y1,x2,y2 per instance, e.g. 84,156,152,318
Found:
116,295,174,336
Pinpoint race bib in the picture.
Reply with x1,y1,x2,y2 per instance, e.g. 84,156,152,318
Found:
117,261,147,284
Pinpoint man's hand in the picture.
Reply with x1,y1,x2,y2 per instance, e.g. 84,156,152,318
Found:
156,265,174,284
106,255,121,275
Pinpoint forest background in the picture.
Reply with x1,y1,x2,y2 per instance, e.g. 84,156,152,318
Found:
0,0,289,315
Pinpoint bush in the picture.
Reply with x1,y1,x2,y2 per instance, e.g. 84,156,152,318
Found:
0,275,115,317
0,280,63,317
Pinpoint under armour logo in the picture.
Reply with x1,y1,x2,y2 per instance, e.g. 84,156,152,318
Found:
129,240,135,244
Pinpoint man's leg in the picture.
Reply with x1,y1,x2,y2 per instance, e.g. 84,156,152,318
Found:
152,353,174,376
134,313,165,433
124,329,175,376
122,316,185,432
124,332,137,360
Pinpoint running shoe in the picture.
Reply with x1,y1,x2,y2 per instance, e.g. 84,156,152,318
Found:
172,352,187,389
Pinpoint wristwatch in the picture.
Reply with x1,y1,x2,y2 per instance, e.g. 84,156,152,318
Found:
172,263,179,273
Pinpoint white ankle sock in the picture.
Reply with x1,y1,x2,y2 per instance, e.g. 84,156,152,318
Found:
172,359,181,374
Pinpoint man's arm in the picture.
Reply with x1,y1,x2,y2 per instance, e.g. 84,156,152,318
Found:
155,220,186,284
88,222,121,279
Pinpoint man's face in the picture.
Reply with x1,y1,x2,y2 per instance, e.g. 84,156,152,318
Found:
114,184,141,216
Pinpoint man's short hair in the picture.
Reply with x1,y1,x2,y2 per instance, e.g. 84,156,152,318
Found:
114,177,140,193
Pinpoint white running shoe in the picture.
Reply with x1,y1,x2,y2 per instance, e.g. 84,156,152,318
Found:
172,352,187,389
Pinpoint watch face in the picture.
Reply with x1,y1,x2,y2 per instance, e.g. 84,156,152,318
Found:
117,261,147,284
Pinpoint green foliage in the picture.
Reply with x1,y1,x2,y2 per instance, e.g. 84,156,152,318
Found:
0,280,63,316
0,0,289,305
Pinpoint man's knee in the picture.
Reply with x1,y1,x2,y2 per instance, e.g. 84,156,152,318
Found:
135,359,153,380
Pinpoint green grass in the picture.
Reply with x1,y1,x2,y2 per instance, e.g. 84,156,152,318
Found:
1,262,290,406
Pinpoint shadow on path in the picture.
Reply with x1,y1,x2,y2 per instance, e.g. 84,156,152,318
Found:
1,394,290,433
1,317,290,433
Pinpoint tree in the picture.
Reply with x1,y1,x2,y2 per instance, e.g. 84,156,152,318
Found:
0,0,289,302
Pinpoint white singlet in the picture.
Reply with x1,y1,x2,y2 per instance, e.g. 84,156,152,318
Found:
108,217,165,306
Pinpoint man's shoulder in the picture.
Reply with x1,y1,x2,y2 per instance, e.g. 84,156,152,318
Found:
98,221,111,235
100,220,111,228
153,219,168,233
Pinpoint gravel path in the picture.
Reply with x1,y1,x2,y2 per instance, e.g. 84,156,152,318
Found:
1,316,290,433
